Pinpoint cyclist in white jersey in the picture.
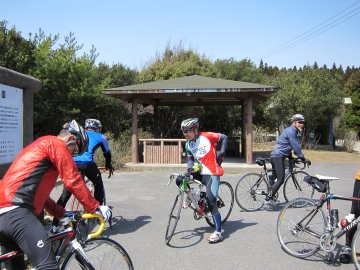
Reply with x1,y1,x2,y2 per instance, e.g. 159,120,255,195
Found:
180,118,228,243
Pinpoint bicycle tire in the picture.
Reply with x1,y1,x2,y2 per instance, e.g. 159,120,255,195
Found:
205,181,234,227
283,171,314,203
165,193,183,245
60,237,134,270
235,173,269,211
277,198,326,258
351,227,360,269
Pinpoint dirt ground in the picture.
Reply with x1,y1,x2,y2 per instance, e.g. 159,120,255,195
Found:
254,142,360,163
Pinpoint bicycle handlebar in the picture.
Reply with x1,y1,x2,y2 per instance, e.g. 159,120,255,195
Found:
167,173,202,186
62,211,105,240
290,158,311,170
98,166,114,178
82,213,105,239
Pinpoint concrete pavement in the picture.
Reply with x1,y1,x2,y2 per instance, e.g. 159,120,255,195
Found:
50,161,359,270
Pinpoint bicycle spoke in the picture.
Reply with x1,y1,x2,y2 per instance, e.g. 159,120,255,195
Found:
165,193,183,244
235,173,268,211
277,198,325,258
283,171,314,203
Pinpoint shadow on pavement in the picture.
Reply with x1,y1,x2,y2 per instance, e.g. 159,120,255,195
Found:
103,215,152,236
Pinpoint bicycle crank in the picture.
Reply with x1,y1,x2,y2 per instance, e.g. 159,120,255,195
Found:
319,233,337,252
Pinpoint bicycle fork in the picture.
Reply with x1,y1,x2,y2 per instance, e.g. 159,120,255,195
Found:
71,239,95,270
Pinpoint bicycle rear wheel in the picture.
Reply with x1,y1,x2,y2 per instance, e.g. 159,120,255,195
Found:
283,171,314,203
61,237,134,270
277,198,326,258
205,181,234,227
352,227,360,269
165,193,183,245
235,173,268,211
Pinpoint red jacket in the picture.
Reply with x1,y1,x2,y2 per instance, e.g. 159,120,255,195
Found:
0,135,99,218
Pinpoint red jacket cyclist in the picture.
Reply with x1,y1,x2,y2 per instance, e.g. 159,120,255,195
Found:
0,120,112,270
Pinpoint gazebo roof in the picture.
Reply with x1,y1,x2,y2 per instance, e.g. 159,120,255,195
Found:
104,75,277,106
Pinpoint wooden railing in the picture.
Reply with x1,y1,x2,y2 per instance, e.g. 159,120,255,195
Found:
139,138,186,164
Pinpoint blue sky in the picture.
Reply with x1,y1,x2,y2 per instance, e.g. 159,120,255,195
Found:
2,0,360,70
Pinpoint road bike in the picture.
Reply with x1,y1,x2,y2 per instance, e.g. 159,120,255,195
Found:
69,166,112,211
165,172,234,245
235,157,312,211
277,174,360,269
0,211,134,270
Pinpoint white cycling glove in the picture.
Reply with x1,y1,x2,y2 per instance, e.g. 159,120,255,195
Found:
96,205,112,221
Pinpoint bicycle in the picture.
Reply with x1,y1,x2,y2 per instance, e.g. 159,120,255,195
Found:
235,157,312,211
69,166,113,211
165,172,234,245
277,174,360,269
0,211,134,270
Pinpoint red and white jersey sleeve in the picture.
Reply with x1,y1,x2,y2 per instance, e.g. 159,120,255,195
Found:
186,132,224,176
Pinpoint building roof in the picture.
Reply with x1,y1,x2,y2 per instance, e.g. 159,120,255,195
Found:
104,75,277,106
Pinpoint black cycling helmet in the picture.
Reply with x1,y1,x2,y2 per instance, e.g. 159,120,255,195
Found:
290,114,305,122
85,118,102,130
67,119,89,156
181,118,199,132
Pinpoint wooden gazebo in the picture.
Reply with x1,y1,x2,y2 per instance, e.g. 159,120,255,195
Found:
103,75,277,164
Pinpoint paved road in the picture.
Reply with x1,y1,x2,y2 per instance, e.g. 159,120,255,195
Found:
51,162,359,270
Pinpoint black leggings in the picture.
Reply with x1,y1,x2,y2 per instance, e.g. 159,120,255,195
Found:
270,156,286,198
346,180,360,247
0,207,59,270
57,162,104,208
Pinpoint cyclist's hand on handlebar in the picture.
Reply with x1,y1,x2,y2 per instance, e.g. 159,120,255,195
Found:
96,205,112,221
106,164,114,178
216,153,225,166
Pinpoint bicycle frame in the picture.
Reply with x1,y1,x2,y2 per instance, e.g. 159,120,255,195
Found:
0,212,104,268
291,181,360,243
168,173,206,217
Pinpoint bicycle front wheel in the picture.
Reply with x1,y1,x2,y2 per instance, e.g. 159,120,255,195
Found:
277,198,326,258
205,181,234,227
351,227,360,269
235,173,269,211
165,193,183,245
61,237,134,270
283,171,314,203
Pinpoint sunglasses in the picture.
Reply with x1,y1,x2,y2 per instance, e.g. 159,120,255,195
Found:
182,129,193,134
297,121,305,124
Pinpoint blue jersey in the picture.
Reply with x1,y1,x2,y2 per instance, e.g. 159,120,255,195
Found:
271,125,304,158
74,130,111,164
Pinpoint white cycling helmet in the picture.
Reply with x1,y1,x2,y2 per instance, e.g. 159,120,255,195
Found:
181,118,199,132
85,118,102,130
66,119,89,156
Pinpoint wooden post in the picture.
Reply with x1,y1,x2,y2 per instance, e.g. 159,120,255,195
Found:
245,97,253,164
160,140,164,164
178,141,182,164
143,140,147,163
131,99,139,163
241,102,245,158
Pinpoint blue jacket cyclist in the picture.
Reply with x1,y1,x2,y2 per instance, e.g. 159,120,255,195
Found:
51,118,112,232
268,114,306,205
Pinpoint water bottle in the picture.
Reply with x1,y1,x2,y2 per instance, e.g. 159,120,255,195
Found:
340,213,355,228
330,209,339,227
